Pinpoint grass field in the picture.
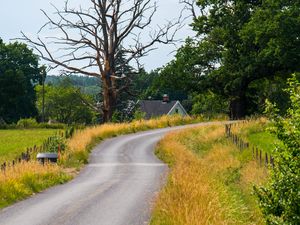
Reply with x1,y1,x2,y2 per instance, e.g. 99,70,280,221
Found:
0,129,57,162
151,124,268,225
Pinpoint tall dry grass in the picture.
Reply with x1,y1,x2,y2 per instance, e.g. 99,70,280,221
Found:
151,124,268,225
0,162,70,208
0,115,205,209
63,115,205,166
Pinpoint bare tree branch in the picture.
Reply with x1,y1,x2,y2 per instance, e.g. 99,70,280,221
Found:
21,0,182,122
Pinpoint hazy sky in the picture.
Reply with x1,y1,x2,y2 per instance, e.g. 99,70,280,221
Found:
0,0,195,72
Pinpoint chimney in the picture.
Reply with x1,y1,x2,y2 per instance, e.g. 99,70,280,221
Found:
162,94,169,103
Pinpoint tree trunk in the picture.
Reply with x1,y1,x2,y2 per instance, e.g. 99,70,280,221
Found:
229,95,246,120
102,63,117,123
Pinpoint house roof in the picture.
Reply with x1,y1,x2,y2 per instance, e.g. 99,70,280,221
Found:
138,100,178,119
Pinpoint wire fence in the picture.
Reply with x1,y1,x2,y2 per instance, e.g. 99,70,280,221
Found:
225,123,274,168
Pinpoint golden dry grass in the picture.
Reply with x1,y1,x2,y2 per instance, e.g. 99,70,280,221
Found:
151,124,268,225
0,115,204,208
0,162,70,208
63,115,204,166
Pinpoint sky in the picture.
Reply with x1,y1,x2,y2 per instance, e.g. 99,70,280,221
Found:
0,0,195,72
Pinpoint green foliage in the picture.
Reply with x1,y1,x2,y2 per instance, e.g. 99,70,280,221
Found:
16,118,38,129
35,79,97,125
0,118,7,129
133,109,146,121
255,74,300,224
0,40,41,123
111,110,122,123
46,75,101,97
191,91,229,115
157,0,299,119
46,136,66,153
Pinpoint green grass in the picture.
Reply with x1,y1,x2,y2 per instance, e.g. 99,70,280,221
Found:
233,119,282,154
0,129,57,162
247,131,283,154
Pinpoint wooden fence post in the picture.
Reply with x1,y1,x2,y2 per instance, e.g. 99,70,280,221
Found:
256,148,258,160
259,150,262,166
270,156,275,168
265,153,269,166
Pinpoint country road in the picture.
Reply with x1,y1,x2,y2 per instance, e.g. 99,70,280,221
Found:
0,122,222,225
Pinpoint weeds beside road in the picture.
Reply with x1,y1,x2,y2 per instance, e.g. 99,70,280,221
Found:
151,124,268,225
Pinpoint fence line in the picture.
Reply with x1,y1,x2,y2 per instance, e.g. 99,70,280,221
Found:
0,128,75,172
225,123,274,168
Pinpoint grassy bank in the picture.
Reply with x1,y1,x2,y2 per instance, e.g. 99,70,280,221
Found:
151,124,268,225
0,162,71,209
0,129,57,162
231,119,282,153
0,115,209,209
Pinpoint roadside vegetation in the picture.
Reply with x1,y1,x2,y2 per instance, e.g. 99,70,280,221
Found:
151,123,268,225
61,115,209,168
230,119,283,154
0,115,209,209
0,162,70,209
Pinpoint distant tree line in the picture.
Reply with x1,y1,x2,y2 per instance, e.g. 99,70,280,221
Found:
0,38,156,125
0,39,99,125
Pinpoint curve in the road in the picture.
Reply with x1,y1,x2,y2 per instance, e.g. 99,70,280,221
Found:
0,122,222,225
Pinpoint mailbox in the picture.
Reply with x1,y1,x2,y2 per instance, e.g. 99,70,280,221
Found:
37,153,58,164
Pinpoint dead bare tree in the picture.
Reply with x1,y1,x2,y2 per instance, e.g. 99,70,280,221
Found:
22,0,181,122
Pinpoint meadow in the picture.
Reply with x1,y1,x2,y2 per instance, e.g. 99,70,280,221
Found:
0,129,57,162
151,123,269,225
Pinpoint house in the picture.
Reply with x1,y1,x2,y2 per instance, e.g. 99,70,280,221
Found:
138,95,188,119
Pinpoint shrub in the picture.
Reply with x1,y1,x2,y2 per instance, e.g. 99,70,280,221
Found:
45,136,66,153
0,118,8,129
255,74,300,224
16,118,38,129
37,123,66,129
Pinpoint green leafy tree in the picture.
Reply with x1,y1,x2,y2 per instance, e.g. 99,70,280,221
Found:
0,39,41,123
191,91,229,116
255,73,300,224
36,80,96,125
158,0,299,119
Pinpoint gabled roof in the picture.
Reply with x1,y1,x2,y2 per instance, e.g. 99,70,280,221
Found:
138,100,178,119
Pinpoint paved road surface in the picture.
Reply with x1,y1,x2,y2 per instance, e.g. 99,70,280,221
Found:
0,122,220,225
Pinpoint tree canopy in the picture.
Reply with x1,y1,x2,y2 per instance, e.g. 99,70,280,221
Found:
154,0,300,118
35,79,97,125
0,39,41,123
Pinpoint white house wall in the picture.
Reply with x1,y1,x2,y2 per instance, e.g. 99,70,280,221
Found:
168,102,188,116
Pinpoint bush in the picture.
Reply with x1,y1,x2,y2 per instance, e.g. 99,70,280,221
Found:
0,118,8,129
133,109,146,121
255,74,300,224
16,118,38,129
46,136,66,153
37,123,66,129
